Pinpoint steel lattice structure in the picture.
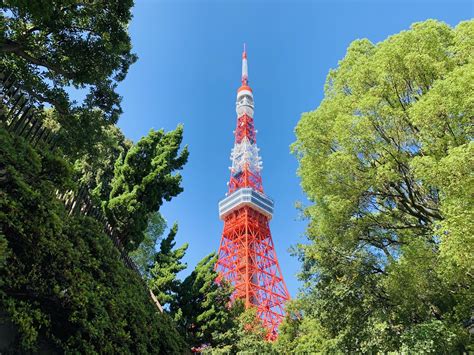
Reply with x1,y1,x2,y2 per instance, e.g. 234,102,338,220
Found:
216,46,290,339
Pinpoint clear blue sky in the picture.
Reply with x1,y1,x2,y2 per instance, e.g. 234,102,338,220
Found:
116,0,473,297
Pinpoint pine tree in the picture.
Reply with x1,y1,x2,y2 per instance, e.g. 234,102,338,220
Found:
148,223,188,306
105,126,188,251
0,128,187,353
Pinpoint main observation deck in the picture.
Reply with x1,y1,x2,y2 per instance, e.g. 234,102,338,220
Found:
218,188,274,220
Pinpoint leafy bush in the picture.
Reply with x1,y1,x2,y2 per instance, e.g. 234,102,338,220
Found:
0,128,187,353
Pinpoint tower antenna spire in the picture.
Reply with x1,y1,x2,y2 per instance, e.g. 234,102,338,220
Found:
242,43,248,86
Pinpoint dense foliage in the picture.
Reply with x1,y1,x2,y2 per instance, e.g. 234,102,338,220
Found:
130,211,167,276
0,1,197,352
1,0,136,122
148,223,188,306
289,19,473,352
4,1,471,353
74,125,132,204
0,128,187,353
205,307,273,354
105,126,188,250
130,213,189,307
173,253,243,351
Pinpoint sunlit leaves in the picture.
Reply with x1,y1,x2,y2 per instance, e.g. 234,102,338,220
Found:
289,19,473,352
105,126,188,250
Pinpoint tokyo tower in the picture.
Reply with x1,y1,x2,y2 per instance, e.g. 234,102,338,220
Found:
216,45,290,338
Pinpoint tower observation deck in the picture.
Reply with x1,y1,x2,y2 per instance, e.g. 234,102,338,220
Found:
215,45,290,338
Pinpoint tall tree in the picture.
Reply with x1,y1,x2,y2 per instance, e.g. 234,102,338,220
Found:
105,126,188,251
129,212,188,308
1,1,191,352
290,19,473,352
73,124,132,204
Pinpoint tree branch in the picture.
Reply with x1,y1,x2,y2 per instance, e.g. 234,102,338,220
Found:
1,39,73,79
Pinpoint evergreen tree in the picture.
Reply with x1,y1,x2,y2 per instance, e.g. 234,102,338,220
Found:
173,253,242,350
1,1,191,352
105,126,188,251
73,125,132,204
148,223,188,306
289,19,473,352
130,213,188,308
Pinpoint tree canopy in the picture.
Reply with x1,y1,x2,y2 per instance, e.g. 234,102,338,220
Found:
1,0,136,122
289,19,473,352
105,126,189,251
1,1,138,160
1,1,195,352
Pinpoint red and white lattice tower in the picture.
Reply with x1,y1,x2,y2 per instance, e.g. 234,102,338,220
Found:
216,45,290,338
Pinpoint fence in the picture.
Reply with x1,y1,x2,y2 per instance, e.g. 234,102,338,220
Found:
0,70,163,313
0,72,56,148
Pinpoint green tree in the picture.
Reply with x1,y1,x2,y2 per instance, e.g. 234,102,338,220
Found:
0,127,187,353
274,300,328,353
149,223,188,307
105,126,188,251
129,211,167,276
232,308,273,354
1,1,192,352
1,1,139,160
1,0,136,122
129,212,188,308
173,253,241,350
290,19,473,352
73,124,132,204
206,307,276,354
